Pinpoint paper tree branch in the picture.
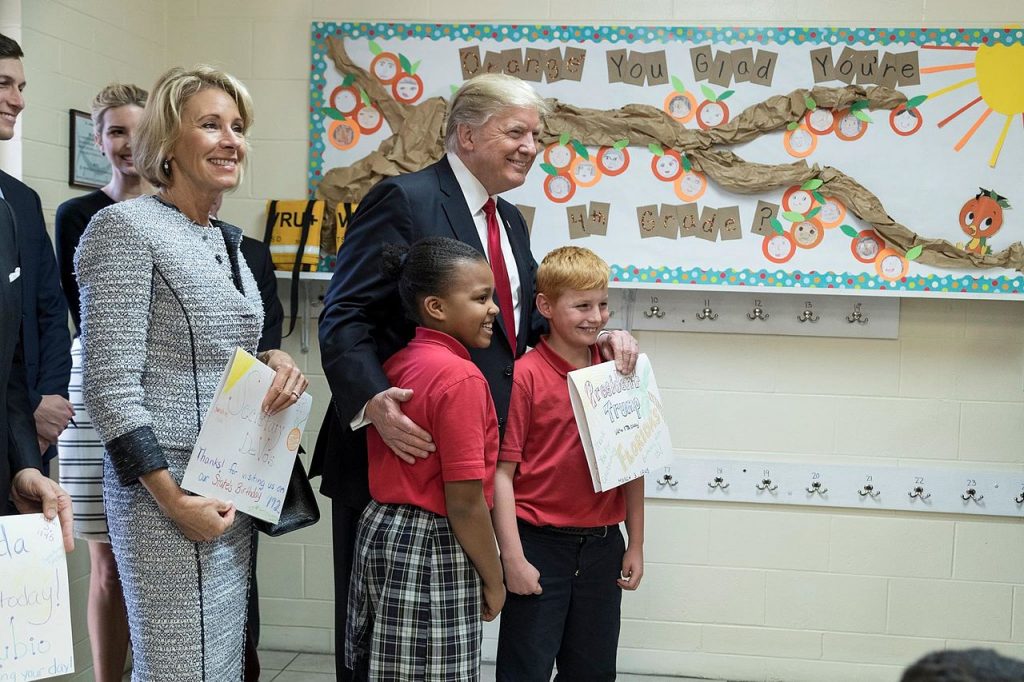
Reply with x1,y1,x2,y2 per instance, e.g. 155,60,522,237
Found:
315,37,1024,272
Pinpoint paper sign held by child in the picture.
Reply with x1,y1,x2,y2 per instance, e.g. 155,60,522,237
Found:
567,353,673,492
0,514,74,680
182,348,312,523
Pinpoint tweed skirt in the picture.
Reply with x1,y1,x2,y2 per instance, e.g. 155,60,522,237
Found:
346,499,482,681
105,447,253,681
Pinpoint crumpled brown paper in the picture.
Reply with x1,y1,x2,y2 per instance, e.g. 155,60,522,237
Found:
315,37,1024,272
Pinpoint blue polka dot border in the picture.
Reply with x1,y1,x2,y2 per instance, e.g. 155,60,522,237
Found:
310,23,1024,47
610,266,1024,295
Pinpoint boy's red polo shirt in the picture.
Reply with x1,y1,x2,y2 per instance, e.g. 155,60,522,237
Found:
367,327,499,516
500,337,626,527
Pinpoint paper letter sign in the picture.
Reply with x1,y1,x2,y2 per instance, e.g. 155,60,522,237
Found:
0,514,75,680
567,354,673,492
183,348,313,523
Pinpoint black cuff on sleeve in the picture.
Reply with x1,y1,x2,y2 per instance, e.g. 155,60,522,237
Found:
106,426,169,486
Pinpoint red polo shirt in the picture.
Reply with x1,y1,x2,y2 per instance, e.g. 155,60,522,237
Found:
500,338,626,527
367,327,499,516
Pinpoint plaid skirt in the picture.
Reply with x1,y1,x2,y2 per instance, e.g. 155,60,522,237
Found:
346,499,482,681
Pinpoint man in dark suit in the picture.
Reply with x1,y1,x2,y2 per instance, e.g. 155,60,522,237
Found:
0,33,72,466
314,73,637,680
1,34,74,550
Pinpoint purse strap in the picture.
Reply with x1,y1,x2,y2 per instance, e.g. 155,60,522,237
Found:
283,201,317,338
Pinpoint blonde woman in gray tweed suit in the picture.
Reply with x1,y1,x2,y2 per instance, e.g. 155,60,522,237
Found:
76,66,308,681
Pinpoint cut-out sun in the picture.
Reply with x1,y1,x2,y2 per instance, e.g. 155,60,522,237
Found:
921,39,1024,167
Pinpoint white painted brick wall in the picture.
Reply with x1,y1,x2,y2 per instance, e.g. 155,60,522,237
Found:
12,1,1024,681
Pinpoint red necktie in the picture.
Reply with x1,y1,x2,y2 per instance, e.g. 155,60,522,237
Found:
483,198,516,351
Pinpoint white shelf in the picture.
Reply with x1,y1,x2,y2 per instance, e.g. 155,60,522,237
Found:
273,270,333,281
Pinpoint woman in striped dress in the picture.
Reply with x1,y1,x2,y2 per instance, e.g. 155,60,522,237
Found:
56,82,148,682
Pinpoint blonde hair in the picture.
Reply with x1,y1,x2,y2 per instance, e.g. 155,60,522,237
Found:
444,73,550,153
536,246,610,301
90,83,148,134
133,65,254,189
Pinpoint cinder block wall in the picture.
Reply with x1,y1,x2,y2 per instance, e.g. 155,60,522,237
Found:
14,1,1024,680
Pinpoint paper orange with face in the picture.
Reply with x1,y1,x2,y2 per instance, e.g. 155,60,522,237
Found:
958,188,1010,256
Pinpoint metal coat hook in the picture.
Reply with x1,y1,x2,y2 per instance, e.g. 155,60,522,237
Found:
1016,492,1024,504
644,305,666,319
858,484,881,498
696,299,718,321
846,302,869,324
708,476,729,490
797,302,819,323
961,487,984,503
656,473,678,488
755,478,778,492
806,480,828,495
747,299,769,321
908,485,931,500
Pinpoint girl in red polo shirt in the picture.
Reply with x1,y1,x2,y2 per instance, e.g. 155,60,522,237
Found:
345,236,505,681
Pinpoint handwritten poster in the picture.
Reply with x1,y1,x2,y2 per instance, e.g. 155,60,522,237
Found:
182,348,313,523
0,514,74,681
567,354,673,492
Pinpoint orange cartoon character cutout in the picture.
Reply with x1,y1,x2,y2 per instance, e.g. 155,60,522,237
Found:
956,188,1010,256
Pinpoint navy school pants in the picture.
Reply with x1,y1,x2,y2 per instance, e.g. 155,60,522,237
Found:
496,520,624,682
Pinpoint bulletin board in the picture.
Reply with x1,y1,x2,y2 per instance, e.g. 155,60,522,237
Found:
307,23,1024,299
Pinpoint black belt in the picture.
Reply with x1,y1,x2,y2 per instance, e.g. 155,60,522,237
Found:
522,521,612,538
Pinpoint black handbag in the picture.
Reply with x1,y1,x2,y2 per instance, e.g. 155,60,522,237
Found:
253,455,321,536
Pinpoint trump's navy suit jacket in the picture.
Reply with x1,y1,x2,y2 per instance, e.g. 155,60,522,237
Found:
312,156,544,507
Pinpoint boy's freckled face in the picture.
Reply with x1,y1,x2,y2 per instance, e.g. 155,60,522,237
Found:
541,287,610,349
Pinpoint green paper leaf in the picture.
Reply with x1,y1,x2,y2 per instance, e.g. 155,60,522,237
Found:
450,84,460,95
840,224,859,239
718,89,735,101
905,244,923,260
359,88,371,106
648,143,664,156
320,107,345,121
368,40,382,56
801,178,823,191
539,162,559,177
570,139,589,160
559,131,570,146
812,191,826,205
782,211,805,222
787,121,799,131
342,74,355,87
671,75,685,93
399,53,412,74
410,59,421,75
700,84,716,102
682,155,692,172
805,206,821,220
853,109,873,123
906,94,928,110
770,218,784,234
613,138,629,150
805,96,817,110
851,99,869,111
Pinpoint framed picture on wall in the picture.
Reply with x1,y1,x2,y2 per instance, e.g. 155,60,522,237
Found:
68,109,111,189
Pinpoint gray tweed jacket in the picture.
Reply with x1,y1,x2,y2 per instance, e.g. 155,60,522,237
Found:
76,195,264,485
